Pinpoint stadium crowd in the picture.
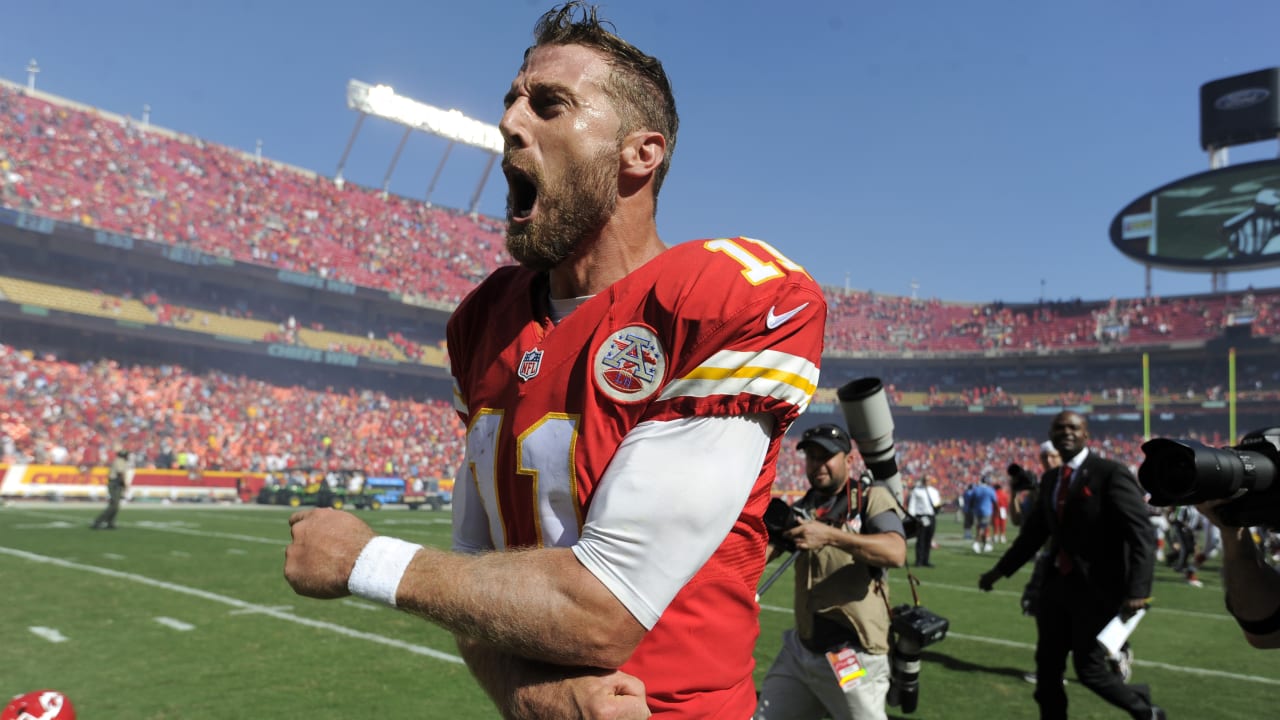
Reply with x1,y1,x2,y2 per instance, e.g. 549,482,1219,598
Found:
0,342,463,479
3,82,1280,359
767,430,1221,503
6,334,1249,509
823,287,1280,356
0,83,1277,503
0,83,508,305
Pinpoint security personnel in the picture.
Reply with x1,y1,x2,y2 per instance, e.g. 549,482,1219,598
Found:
91,448,129,530
756,423,907,720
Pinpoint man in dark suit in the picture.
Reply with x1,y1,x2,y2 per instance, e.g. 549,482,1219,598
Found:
979,411,1162,719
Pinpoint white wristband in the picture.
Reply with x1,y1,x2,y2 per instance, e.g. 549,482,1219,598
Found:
347,536,423,607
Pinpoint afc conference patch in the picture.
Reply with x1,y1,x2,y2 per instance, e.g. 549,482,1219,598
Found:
592,324,667,403
517,348,544,381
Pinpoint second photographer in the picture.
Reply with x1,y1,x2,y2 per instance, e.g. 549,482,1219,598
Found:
755,423,907,720
1138,427,1280,649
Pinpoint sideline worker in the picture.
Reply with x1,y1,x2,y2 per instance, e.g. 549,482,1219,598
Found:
91,447,129,530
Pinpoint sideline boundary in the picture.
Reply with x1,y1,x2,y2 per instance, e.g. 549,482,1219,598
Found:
0,545,463,665
3,509,1271,687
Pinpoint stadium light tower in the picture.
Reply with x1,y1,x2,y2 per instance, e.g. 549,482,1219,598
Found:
25,59,39,90
335,80,503,215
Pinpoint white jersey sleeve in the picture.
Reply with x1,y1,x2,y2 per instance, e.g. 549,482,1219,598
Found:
571,413,773,629
451,454,495,554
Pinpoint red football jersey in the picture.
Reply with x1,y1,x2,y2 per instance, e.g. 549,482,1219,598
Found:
447,237,826,718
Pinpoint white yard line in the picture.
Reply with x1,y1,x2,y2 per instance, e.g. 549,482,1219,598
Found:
1,512,1259,685
758,600,1268,685
154,616,195,631
942,632,1280,687
885,578,1232,622
0,545,463,665
29,626,69,643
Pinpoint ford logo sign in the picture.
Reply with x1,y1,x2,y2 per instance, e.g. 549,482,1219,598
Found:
1214,87,1271,111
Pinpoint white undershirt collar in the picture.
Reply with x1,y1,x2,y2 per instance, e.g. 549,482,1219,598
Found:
548,293,594,324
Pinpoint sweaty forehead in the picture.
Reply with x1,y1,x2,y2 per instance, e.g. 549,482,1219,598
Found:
514,44,611,94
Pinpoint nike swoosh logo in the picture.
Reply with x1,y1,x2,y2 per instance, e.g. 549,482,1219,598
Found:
766,302,810,329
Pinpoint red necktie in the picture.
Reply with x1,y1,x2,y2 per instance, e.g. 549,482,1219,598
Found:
1056,466,1073,574
1055,466,1072,519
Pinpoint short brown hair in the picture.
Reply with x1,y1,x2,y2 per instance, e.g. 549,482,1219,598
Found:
529,2,679,200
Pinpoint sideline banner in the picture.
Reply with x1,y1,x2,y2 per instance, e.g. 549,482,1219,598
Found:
0,464,267,501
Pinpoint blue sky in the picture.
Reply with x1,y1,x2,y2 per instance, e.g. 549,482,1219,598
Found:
4,0,1280,303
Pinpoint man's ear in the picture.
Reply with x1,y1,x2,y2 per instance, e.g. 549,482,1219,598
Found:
620,130,665,180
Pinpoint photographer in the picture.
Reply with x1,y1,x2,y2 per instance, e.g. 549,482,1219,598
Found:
755,423,907,720
1197,501,1280,648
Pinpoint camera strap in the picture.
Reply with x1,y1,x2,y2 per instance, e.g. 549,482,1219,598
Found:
902,570,924,608
805,475,860,528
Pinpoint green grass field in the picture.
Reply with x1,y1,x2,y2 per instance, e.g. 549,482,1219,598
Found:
1,502,1274,718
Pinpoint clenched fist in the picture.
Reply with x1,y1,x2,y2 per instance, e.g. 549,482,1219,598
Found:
284,508,377,598
509,667,651,720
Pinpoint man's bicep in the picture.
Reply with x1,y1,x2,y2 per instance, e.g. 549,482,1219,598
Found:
865,509,906,538
572,413,773,629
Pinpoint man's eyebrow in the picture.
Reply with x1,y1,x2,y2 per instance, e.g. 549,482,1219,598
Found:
520,79,579,103
535,80,576,98
504,77,584,110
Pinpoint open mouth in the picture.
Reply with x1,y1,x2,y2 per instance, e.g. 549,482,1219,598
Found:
504,165,539,223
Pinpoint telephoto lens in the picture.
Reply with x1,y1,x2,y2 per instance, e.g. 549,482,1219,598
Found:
888,635,922,713
886,604,949,713
837,377,904,499
1138,427,1280,526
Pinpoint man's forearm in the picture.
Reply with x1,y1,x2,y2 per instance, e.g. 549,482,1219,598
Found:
457,634,578,720
1221,528,1280,625
458,634,527,718
457,635,651,720
397,545,645,668
829,530,906,568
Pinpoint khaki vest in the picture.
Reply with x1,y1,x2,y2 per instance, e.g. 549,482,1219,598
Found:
793,483,897,654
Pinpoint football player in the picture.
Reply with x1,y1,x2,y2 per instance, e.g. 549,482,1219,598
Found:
285,3,826,718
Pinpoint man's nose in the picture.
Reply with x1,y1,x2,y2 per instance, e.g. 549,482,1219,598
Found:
500,101,529,150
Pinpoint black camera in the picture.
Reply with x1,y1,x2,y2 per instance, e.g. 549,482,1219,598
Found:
763,497,811,553
1138,427,1280,527
1007,462,1037,493
887,604,950,714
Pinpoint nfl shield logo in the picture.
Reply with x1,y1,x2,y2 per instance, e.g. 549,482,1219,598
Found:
518,348,544,381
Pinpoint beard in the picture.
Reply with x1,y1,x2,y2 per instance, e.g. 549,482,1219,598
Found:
506,146,617,273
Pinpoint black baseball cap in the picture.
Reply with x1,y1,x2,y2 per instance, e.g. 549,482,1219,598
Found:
797,423,852,455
